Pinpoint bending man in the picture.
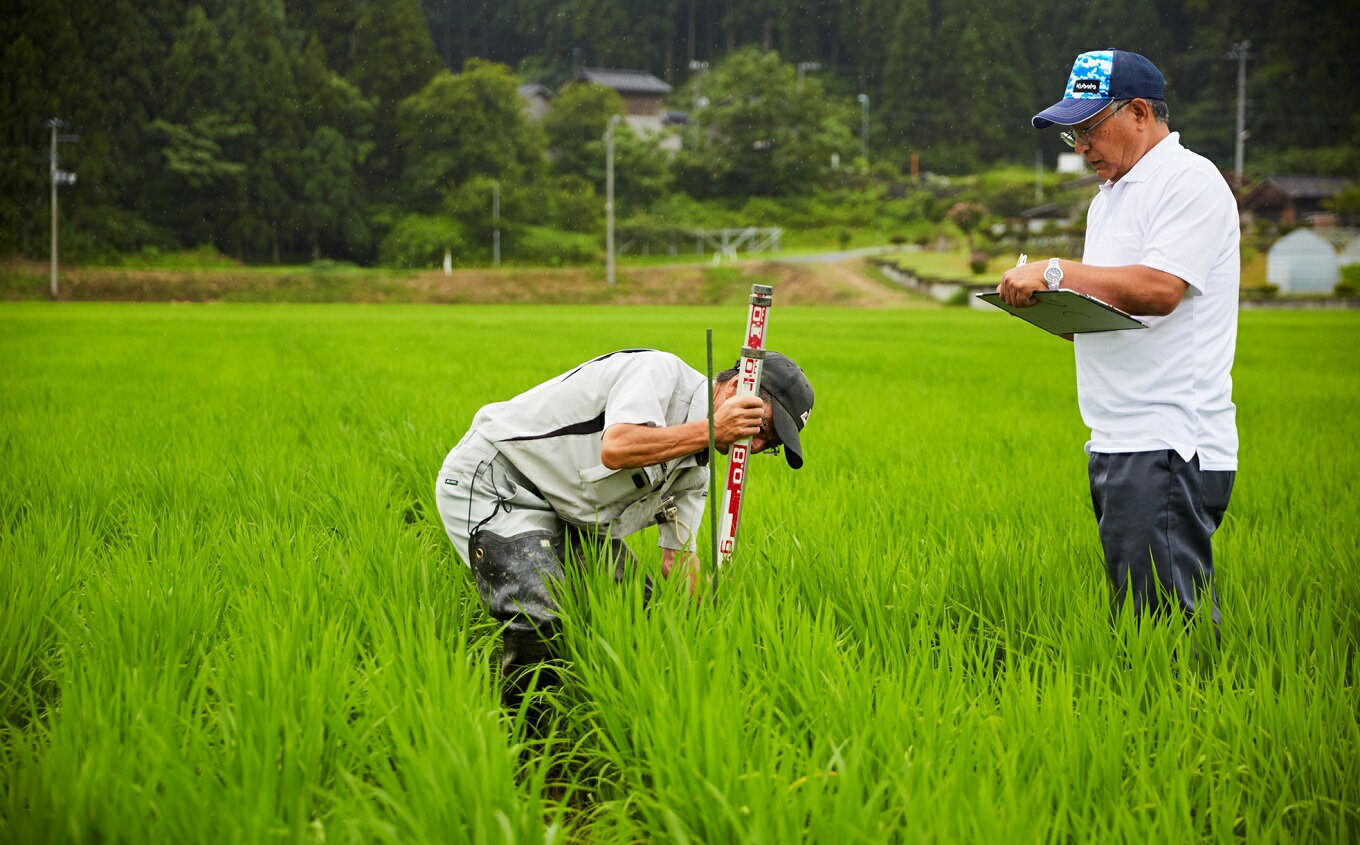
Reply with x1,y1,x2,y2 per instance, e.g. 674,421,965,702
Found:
435,348,814,713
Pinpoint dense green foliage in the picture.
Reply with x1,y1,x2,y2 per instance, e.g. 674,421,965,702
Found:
422,0,1359,170
1,303,1357,841
3,0,1356,264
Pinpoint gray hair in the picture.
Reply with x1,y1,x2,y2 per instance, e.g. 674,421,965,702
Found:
1118,97,1169,124
714,367,772,402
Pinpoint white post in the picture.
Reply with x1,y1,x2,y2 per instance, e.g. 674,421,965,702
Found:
46,119,76,300
796,61,820,90
492,181,500,267
857,94,870,164
1228,41,1250,190
49,119,59,300
605,115,620,285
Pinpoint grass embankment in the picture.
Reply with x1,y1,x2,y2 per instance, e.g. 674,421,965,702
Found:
1,305,1356,841
0,255,929,308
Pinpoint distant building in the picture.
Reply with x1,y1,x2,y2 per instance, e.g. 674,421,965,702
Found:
1016,202,1071,234
1056,152,1086,175
1336,236,1360,270
1266,228,1338,293
1241,175,1347,227
575,68,679,149
518,83,555,121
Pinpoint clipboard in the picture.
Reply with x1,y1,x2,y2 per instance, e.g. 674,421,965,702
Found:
976,289,1148,336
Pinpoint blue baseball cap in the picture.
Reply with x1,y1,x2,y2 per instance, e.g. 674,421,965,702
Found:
1032,50,1165,128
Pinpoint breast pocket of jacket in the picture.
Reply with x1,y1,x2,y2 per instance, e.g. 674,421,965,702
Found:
578,463,660,506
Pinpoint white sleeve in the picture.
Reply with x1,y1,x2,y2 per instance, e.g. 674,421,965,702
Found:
657,469,709,552
602,354,676,431
1140,169,1236,295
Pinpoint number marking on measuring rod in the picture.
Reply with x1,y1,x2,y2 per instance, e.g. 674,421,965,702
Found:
716,284,773,569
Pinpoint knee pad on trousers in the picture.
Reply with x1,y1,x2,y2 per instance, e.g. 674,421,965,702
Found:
469,529,565,635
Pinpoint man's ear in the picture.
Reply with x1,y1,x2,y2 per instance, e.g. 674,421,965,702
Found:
1130,98,1153,124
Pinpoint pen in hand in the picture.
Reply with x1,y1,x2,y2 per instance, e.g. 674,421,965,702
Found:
1016,253,1027,268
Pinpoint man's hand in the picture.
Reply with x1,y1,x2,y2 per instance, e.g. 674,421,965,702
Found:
661,549,703,598
999,258,1188,316
713,394,763,449
997,261,1049,307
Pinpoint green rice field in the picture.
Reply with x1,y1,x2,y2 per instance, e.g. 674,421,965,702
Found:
2,302,1357,842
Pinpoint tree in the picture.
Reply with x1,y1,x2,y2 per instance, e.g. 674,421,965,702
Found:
543,82,670,214
544,82,627,182
350,0,441,192
674,47,853,197
395,59,546,211
946,201,986,252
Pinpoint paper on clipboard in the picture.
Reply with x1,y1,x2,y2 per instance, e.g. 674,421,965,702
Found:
976,289,1148,336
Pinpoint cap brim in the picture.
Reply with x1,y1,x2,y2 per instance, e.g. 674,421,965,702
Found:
1032,98,1110,129
770,399,804,469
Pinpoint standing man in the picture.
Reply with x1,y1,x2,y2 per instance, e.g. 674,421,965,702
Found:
435,348,814,715
998,50,1239,631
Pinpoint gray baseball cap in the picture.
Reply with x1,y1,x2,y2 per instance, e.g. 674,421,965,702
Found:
733,350,814,469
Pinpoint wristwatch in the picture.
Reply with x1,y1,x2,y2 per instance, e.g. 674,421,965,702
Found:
1043,257,1063,291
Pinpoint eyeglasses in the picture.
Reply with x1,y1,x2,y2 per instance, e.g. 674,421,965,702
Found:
756,410,781,457
1059,101,1129,148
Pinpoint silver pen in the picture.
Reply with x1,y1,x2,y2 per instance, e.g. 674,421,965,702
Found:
1016,253,1028,268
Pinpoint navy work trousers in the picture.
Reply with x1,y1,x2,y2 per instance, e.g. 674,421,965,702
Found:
1088,450,1234,627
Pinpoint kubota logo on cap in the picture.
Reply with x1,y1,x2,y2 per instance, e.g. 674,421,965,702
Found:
1072,79,1101,94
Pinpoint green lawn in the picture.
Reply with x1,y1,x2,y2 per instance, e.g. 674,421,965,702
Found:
1,303,1356,842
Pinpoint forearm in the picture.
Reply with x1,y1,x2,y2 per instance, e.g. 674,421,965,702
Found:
1057,260,1187,316
601,420,709,469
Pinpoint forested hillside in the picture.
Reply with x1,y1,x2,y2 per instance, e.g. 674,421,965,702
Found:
2,0,1355,265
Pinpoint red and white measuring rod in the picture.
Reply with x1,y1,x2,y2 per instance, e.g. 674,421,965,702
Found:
716,284,773,569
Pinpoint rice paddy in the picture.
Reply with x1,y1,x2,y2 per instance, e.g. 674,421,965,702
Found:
1,302,1356,842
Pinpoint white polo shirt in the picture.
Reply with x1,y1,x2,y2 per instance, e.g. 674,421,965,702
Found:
471,350,710,550
1076,132,1240,470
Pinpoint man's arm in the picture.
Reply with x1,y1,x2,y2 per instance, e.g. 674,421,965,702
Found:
997,260,1186,316
600,395,763,469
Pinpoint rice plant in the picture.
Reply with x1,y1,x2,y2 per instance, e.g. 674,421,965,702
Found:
1,303,1355,842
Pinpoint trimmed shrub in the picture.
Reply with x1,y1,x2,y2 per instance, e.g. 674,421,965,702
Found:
506,225,598,266
379,215,471,268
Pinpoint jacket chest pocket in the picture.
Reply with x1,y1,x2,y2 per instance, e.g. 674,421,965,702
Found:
578,463,661,505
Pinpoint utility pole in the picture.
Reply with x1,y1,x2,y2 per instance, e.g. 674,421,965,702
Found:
491,181,500,267
857,94,870,164
688,60,709,152
688,60,709,107
796,61,821,90
47,118,77,300
605,115,621,285
1228,41,1250,190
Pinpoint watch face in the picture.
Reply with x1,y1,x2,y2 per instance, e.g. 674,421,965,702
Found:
1043,267,1062,283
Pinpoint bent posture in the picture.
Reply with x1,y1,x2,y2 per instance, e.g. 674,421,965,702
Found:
435,349,814,715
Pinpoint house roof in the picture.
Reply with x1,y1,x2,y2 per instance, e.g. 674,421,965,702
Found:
577,68,673,95
518,83,555,100
1243,175,1348,206
1019,203,1064,219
